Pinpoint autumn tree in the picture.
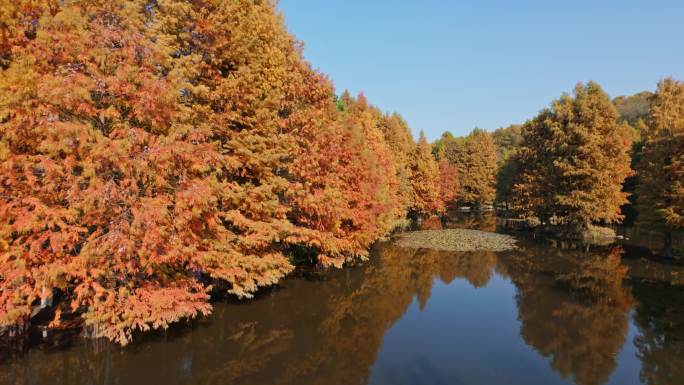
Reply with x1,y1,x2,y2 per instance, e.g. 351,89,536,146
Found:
437,158,459,209
512,82,633,229
0,0,423,345
0,1,60,69
464,129,497,206
434,131,459,161
289,91,404,267
409,132,443,215
636,78,684,256
342,94,404,232
442,129,497,207
0,0,219,345
151,0,324,299
378,112,417,212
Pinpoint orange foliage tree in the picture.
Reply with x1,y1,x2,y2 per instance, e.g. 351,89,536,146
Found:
0,0,216,345
410,132,444,215
378,112,418,211
437,159,459,209
512,82,633,228
636,78,684,256
0,0,429,344
288,90,404,267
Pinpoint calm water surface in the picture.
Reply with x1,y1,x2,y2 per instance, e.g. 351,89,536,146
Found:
2,223,684,385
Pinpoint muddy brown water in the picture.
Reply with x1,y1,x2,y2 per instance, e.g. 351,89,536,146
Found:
1,219,683,385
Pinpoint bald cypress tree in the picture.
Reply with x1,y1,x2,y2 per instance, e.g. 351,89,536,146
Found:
291,92,404,267
437,159,459,208
513,82,633,230
636,78,684,256
0,0,418,345
410,132,443,215
442,129,497,207
379,113,417,212
0,0,216,345
464,129,497,206
149,0,317,301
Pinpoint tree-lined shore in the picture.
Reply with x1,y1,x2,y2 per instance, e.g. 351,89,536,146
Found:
0,0,682,348
0,0,450,345
435,80,684,256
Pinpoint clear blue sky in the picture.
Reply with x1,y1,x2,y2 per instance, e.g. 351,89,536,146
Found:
278,0,684,141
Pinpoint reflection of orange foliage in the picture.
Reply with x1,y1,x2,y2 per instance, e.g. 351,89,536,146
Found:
557,247,634,310
1,240,501,385
438,251,497,288
8,237,680,385
500,244,634,385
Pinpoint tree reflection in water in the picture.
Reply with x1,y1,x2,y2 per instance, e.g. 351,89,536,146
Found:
498,244,633,385
631,279,684,385
1,237,684,385
0,244,495,385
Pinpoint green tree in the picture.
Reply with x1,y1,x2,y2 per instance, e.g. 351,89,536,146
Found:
492,125,523,209
492,124,523,165
432,131,455,159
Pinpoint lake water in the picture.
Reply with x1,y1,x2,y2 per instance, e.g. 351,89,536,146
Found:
2,223,684,385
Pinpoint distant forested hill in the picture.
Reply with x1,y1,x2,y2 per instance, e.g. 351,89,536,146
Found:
613,91,653,125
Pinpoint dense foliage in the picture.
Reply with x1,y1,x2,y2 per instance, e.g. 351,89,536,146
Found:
437,159,459,209
483,80,681,253
510,82,633,228
636,78,684,255
0,0,446,344
1,0,680,347
410,132,443,214
491,124,522,165
473,82,681,254
435,129,496,207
